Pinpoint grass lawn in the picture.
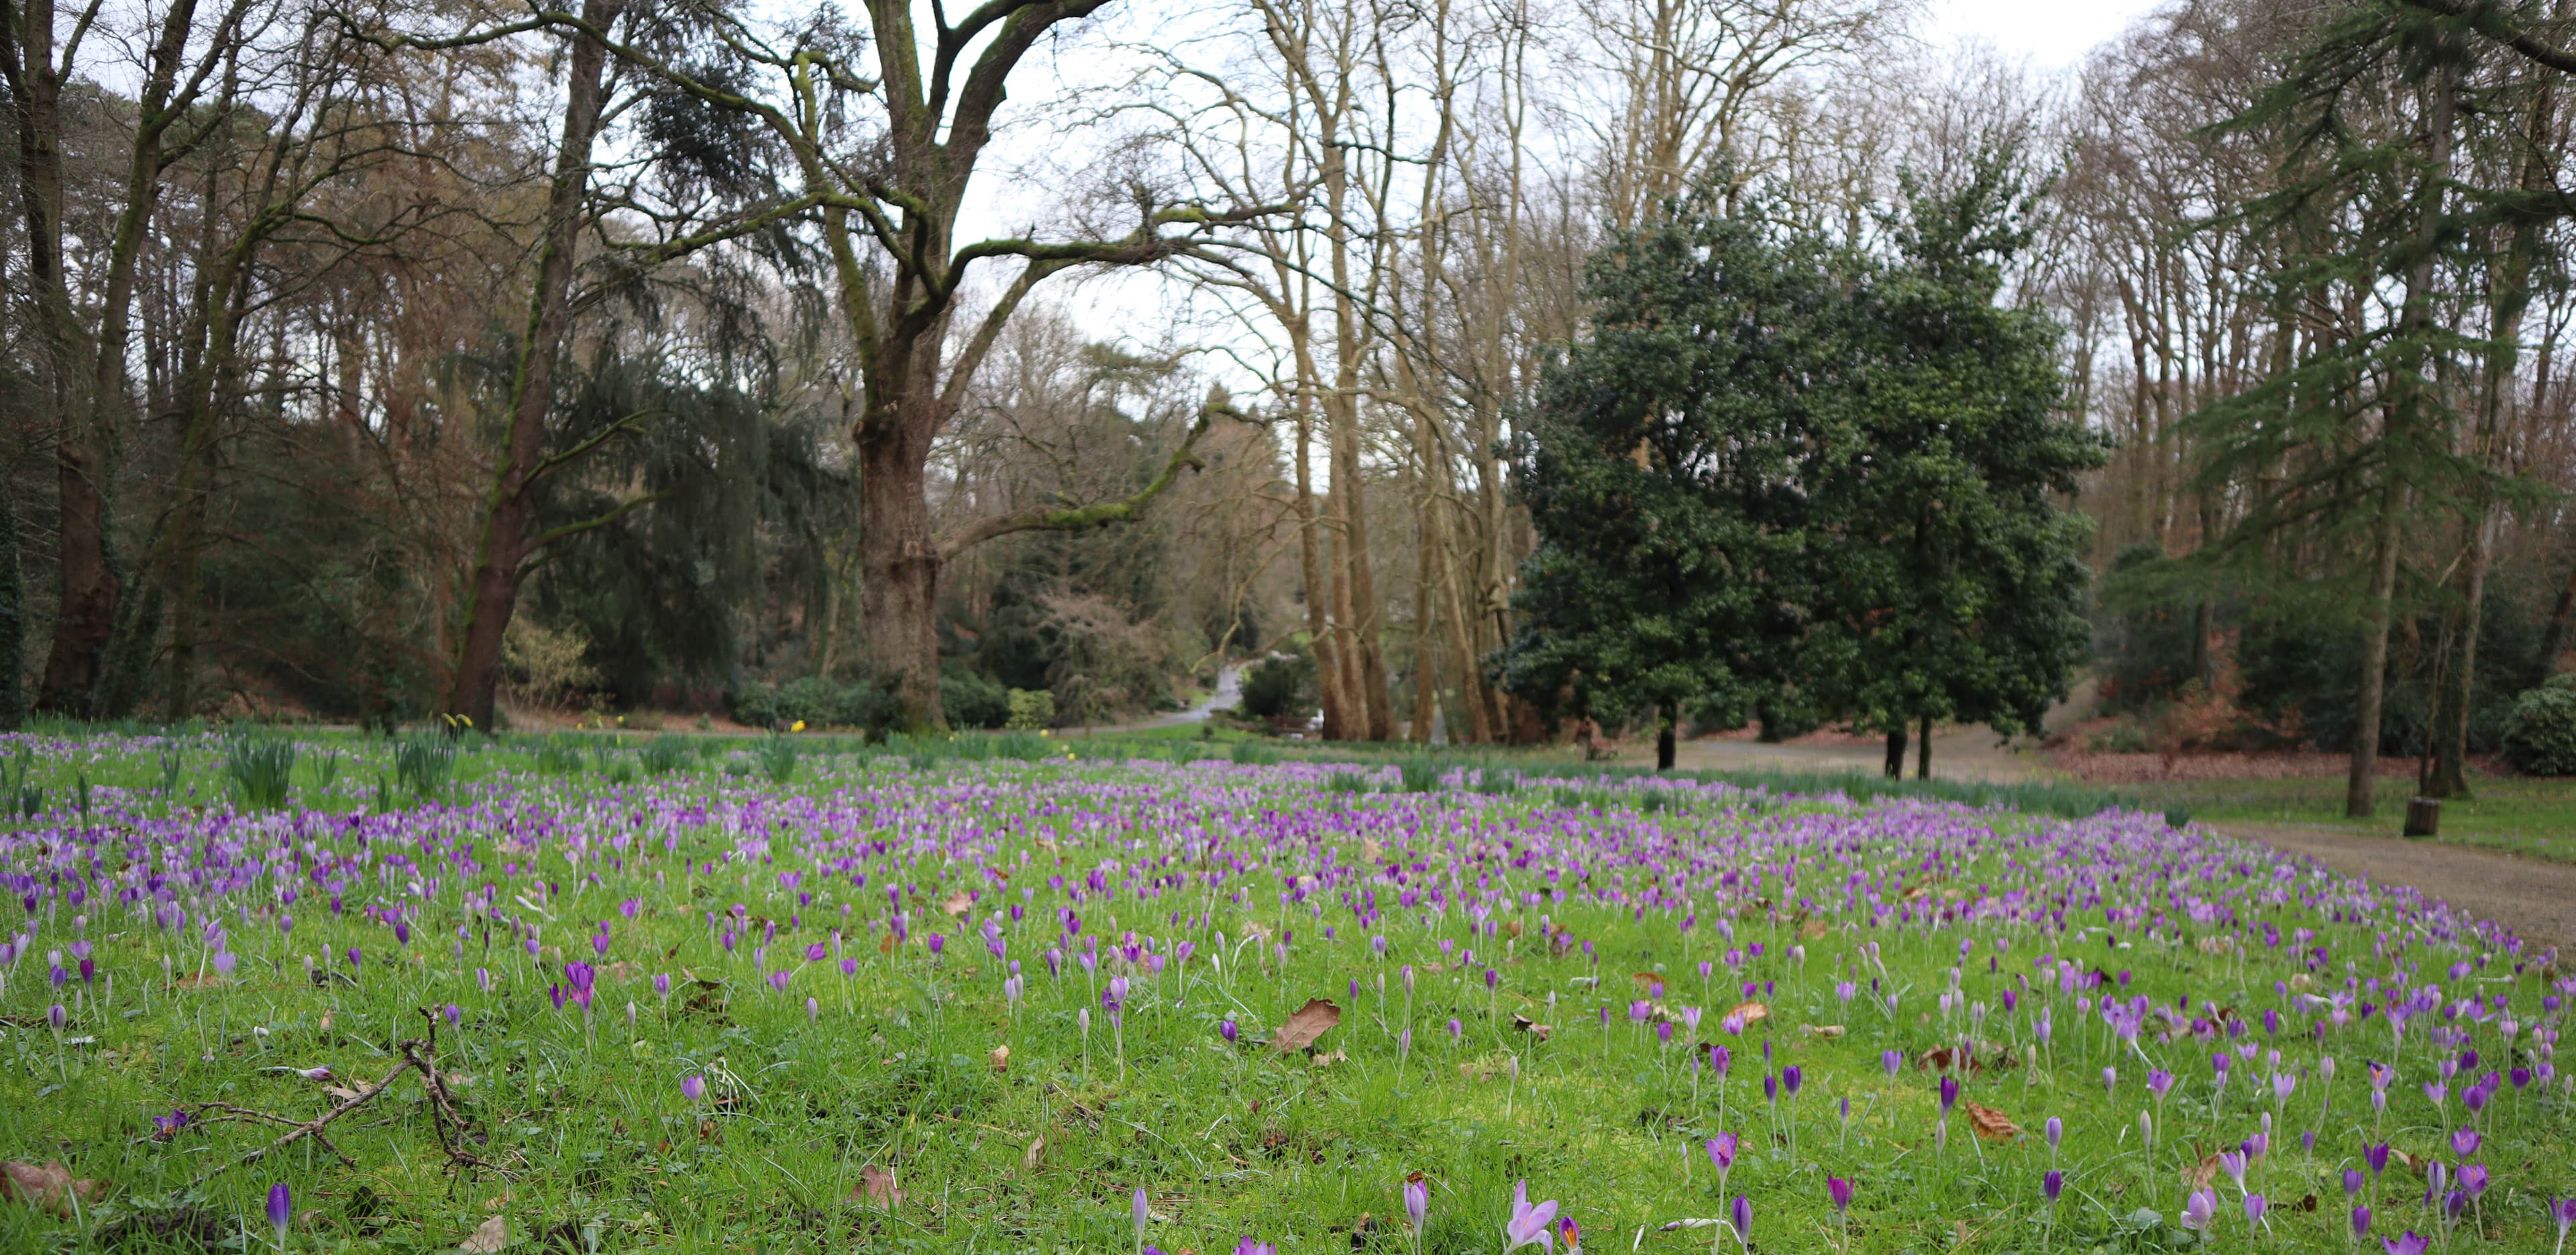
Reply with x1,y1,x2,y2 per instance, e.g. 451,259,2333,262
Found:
0,728,2568,1252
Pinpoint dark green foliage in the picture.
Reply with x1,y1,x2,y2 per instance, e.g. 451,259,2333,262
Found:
1238,653,1317,722
1502,190,1835,734
943,669,1011,730
2504,675,2576,775
2096,545,2202,713
1396,757,1442,792
1228,740,1281,766
1803,149,2106,744
1505,157,2098,752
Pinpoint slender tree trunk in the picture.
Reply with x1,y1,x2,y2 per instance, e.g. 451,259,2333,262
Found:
1294,395,1346,737
442,0,620,730
1884,726,1907,779
2349,482,2405,817
1657,699,1676,771
2353,66,2453,817
1408,482,1437,743
1916,713,1931,779
0,481,21,727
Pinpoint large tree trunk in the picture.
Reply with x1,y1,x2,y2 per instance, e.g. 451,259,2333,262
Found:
1883,725,1908,778
443,0,619,730
857,416,944,730
1656,699,1677,771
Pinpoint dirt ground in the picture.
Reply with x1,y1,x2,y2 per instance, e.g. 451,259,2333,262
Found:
2215,822,2576,957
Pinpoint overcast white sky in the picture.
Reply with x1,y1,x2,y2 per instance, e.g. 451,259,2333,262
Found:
1921,0,2170,74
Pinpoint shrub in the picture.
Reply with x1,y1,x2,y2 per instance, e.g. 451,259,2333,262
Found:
944,670,1012,730
774,676,842,729
1230,740,1281,766
729,683,780,728
2503,674,2576,776
1005,688,1055,730
1239,654,1317,722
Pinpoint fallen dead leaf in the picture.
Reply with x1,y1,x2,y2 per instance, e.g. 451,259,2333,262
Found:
1962,1101,2021,1141
602,961,643,983
853,1164,902,1209
460,1213,509,1254
1727,1000,1770,1026
940,891,973,917
989,1044,1011,1073
1629,972,1666,991
0,1160,105,1219
1799,918,1830,940
1022,1136,1045,1172
1271,997,1341,1054
2186,1152,2224,1190
1510,1014,1554,1040
1310,1050,1348,1067
1800,1024,1846,1038
1361,838,1383,861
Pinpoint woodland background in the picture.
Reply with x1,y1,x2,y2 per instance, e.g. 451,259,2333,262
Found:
5,0,2576,787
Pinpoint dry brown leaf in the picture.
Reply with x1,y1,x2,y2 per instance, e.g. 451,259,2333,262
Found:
1963,1101,2021,1141
940,891,973,917
1629,972,1666,991
1799,919,1829,940
1360,838,1383,861
1727,1000,1770,1026
323,1085,362,1104
0,1160,104,1219
989,1044,1011,1073
602,961,643,984
173,972,223,989
1503,921,1523,939
1022,1136,1046,1172
1510,1014,1554,1040
853,1164,902,1209
1800,1024,1846,1038
1271,997,1342,1054
460,1213,509,1254
1310,1050,1348,1067
2186,1152,2224,1190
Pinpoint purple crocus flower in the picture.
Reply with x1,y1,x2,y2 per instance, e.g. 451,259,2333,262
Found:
2244,1194,2267,1226
2181,1189,2216,1232
1827,1177,1852,1213
2380,1232,2428,1255
1728,1195,1751,1247
682,1075,706,1103
2043,1170,2063,1203
2351,1204,2372,1240
1705,1132,1737,1173
1404,1176,1429,1235
267,1183,292,1240
2449,1128,2478,1158
1502,1181,1558,1251
1220,1019,1238,1043
1939,1075,1960,1115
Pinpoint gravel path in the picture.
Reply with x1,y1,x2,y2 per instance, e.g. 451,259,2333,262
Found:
2218,822,2576,954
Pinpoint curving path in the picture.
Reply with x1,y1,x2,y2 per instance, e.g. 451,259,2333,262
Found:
2216,822,2576,955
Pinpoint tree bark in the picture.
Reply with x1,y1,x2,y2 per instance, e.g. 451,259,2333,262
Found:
1657,699,1676,771
859,411,944,728
442,0,621,730
1883,725,1907,778
1916,712,1932,779
2349,482,2405,818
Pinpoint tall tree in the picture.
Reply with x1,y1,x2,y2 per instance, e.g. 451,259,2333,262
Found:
1501,190,1833,768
